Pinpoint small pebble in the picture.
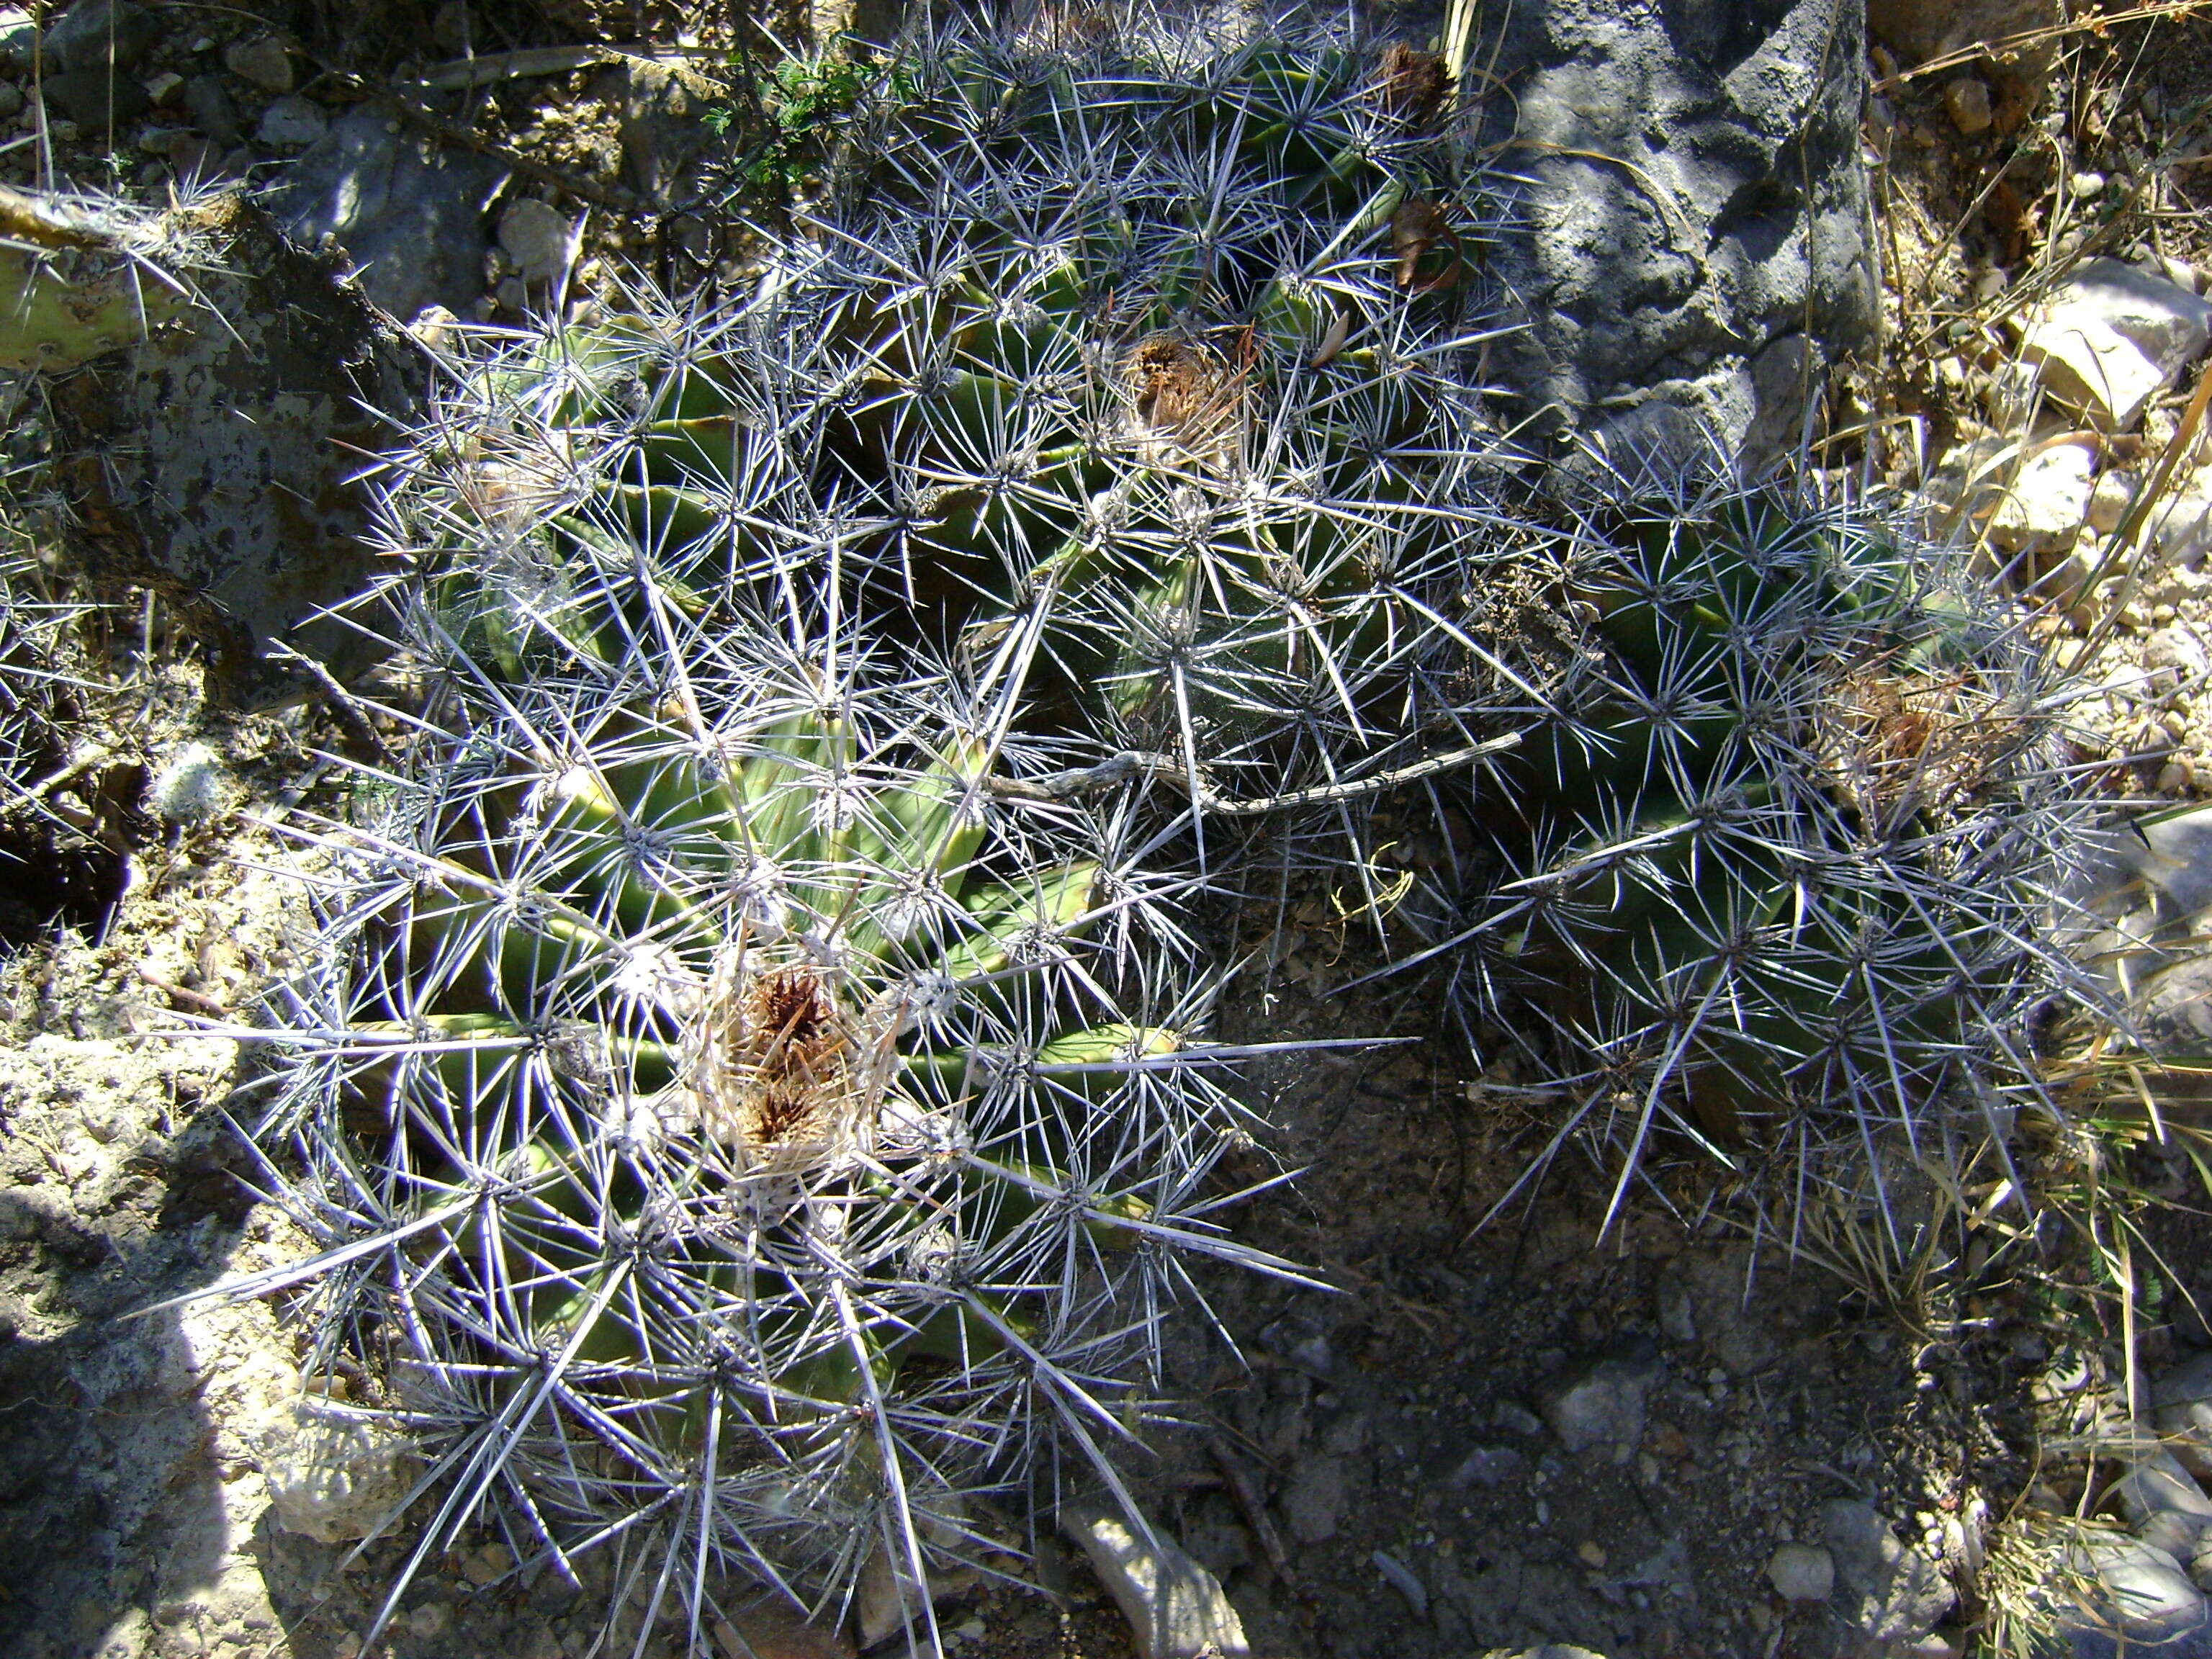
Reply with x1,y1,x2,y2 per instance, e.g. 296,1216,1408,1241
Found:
2072,170,2108,200
1372,1550,1429,1616
0,81,25,121
1768,1542,1836,1602
1944,77,1992,137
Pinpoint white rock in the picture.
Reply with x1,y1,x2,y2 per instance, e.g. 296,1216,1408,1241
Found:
1943,77,1991,136
1822,1498,1956,1643
2146,472,2212,569
1542,1357,1655,1463
1989,438,2098,549
2018,258,2212,430
2147,626,2212,686
498,197,577,285
1061,1502,1250,1659
1768,1542,1835,1601
258,1398,420,1543
851,1519,978,1649
2064,1534,2209,1647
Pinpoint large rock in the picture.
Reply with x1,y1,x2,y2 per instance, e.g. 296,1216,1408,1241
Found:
1474,0,1878,467
2018,260,2212,431
1820,1498,1955,1644
1868,0,2056,69
2157,1354,2212,1483
2118,1450,2212,1563
273,97,511,324
1987,437,2098,553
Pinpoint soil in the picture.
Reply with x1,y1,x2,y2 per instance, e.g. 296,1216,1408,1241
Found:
6,2,2212,1658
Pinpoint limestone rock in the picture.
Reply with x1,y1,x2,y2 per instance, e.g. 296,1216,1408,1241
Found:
1061,1502,1250,1659
497,197,577,287
710,1604,853,1659
1282,1455,1349,1544
1869,0,2058,66
2119,1450,2212,1563
1944,77,1992,136
42,0,153,73
1869,0,2059,124
2018,260,2212,431
274,96,511,325
1989,439,2098,552
44,193,428,686
2130,808,2212,920
256,93,327,148
222,34,294,94
2146,471,2212,569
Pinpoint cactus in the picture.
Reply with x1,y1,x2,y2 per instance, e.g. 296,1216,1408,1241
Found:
235,547,1303,1650
1401,464,2100,1241
383,15,1520,876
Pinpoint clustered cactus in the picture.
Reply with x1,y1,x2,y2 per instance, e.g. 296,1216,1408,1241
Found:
1398,466,2098,1242
406,14,1518,877
160,7,2108,1655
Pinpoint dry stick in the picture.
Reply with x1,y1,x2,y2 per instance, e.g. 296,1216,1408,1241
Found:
979,732,1521,817
1205,1434,1294,1584
1873,0,2212,91
264,642,391,763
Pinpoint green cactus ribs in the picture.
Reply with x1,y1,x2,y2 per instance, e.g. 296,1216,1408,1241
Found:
248,599,1303,1649
380,17,1525,866
1405,469,2100,1240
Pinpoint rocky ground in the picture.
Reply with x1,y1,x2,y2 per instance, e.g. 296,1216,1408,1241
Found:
11,0,2212,1658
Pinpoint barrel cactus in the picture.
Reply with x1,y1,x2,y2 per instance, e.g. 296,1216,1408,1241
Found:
240,565,1304,1647
1405,466,2100,1240
385,15,1519,876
